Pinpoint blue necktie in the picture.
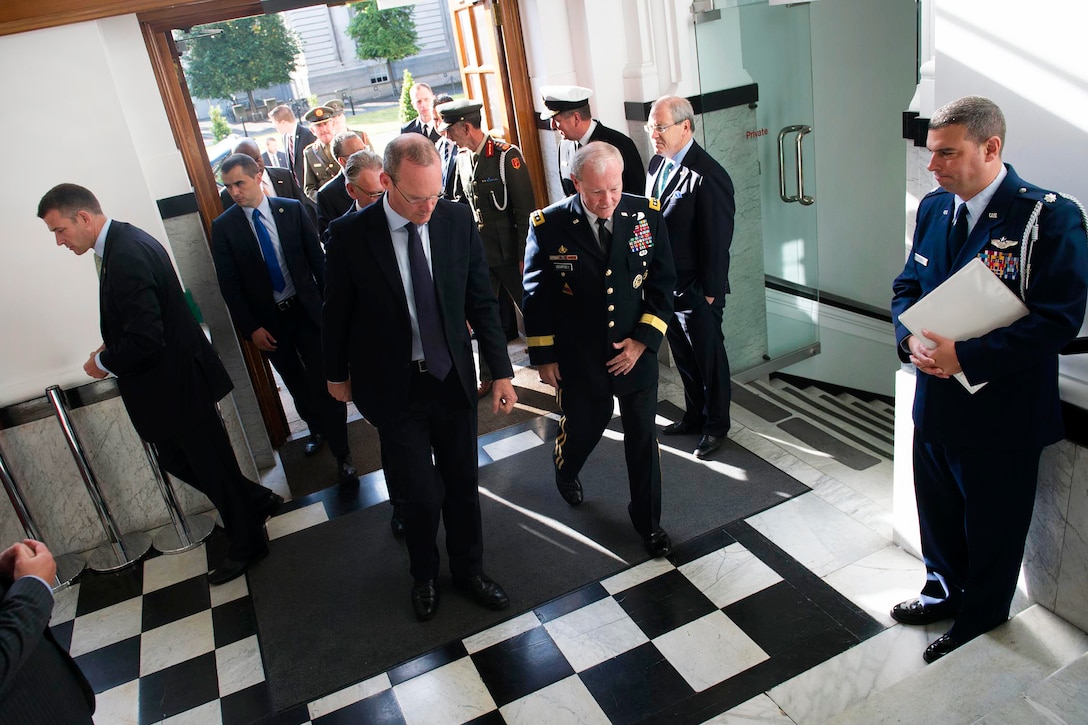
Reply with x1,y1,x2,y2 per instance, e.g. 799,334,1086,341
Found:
253,209,285,293
406,222,452,380
657,159,674,196
948,203,969,260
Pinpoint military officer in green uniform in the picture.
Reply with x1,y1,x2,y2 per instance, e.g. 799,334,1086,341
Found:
302,105,341,202
437,99,537,396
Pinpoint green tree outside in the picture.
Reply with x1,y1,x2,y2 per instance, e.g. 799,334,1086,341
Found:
208,105,232,142
399,69,417,124
346,0,420,99
179,16,301,117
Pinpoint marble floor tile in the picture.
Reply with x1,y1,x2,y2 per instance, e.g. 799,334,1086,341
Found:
704,693,794,724
266,502,329,540
462,611,541,654
543,596,649,672
746,493,889,577
143,546,210,594
92,678,139,725
308,672,391,719
822,544,926,627
50,581,81,626
161,699,224,725
499,674,610,725
139,610,215,676
482,429,544,461
208,572,248,608
393,656,496,725
678,542,783,609
654,611,769,692
215,634,264,697
69,595,143,657
600,556,676,595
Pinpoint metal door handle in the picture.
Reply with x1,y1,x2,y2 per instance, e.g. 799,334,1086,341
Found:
777,124,814,205
795,125,814,206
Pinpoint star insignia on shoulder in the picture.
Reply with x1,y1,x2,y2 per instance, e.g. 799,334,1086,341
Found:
1044,193,1057,203
648,197,661,211
531,210,545,227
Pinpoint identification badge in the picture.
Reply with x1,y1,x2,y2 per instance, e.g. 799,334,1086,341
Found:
553,262,573,272
633,274,644,289
914,253,929,266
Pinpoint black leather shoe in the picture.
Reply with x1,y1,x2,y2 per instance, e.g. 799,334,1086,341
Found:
661,419,702,436
337,456,357,483
454,574,510,610
923,633,962,663
303,433,325,457
645,529,672,558
890,598,956,625
259,493,284,522
694,434,724,459
390,507,406,538
411,580,440,621
208,549,268,586
556,476,583,506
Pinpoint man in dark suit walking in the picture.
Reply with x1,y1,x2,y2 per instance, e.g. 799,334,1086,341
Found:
401,82,442,142
646,95,736,460
540,85,645,196
0,539,95,724
214,154,356,485
523,142,676,557
38,184,280,584
221,138,317,228
269,104,316,188
323,134,516,621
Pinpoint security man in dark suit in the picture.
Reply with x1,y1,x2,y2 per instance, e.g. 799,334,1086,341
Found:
220,137,317,229
301,105,341,202
213,154,356,485
316,131,368,237
39,184,280,585
0,540,95,724
269,104,316,188
540,85,645,196
523,142,676,557
323,134,517,621
891,96,1088,663
438,98,537,396
401,82,442,142
262,136,289,169
646,95,736,460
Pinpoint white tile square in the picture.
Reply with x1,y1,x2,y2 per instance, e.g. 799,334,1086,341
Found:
143,546,210,594
702,693,794,723
208,572,249,608
50,582,80,626
678,542,783,608
308,673,390,719
543,596,649,672
266,502,329,540
482,430,544,461
823,544,925,626
140,610,215,676
500,674,611,724
601,556,676,595
69,596,143,657
393,657,496,725
653,611,769,692
216,634,264,697
161,699,223,724
93,679,139,725
463,611,542,654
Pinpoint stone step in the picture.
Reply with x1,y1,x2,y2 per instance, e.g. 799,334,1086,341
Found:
975,649,1088,723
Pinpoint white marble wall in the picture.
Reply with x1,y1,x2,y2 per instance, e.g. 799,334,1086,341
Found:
700,105,768,373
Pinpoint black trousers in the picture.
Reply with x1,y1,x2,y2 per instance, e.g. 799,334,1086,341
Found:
267,303,349,458
666,290,731,437
479,262,523,382
913,436,1042,641
554,380,662,537
154,403,272,560
377,369,484,583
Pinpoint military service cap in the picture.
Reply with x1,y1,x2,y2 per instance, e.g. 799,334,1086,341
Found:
304,105,337,125
435,99,483,132
539,85,594,119
323,99,346,114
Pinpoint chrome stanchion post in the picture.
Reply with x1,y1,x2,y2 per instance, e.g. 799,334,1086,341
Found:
0,446,85,588
142,440,214,554
45,385,151,572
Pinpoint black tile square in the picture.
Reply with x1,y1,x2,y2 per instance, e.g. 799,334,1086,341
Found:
138,651,220,724
142,575,211,631
73,634,140,694
312,689,405,724
74,566,144,617
323,471,391,519
723,580,838,657
579,642,693,724
669,527,737,568
50,618,75,652
465,711,505,725
614,570,717,639
387,641,468,686
212,595,258,648
471,625,574,706
534,582,609,623
220,681,310,725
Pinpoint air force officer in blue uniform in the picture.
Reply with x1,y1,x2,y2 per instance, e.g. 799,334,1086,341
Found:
891,96,1088,663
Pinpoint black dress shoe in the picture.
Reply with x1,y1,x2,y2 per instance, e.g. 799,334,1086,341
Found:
555,476,583,506
645,529,672,558
923,633,962,663
694,434,724,459
890,598,956,625
208,549,268,586
303,433,325,457
337,456,357,483
661,419,702,436
454,574,510,610
390,507,406,538
259,493,284,521
411,580,440,621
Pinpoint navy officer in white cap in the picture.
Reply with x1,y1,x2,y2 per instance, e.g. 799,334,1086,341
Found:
540,85,645,197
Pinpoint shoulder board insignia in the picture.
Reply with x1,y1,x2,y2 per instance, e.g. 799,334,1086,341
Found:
648,197,661,211
511,156,521,170
1044,193,1057,203
485,139,495,158
531,210,546,227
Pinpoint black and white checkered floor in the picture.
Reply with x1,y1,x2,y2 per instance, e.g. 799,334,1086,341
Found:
50,416,894,724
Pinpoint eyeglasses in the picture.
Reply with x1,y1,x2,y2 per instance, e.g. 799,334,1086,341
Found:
644,121,682,134
391,179,443,206
350,184,384,200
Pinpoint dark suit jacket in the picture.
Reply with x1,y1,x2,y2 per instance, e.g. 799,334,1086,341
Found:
211,198,326,341
523,193,675,396
287,124,317,189
262,150,289,169
98,221,234,443
892,164,1088,448
323,198,512,429
316,172,354,238
647,141,736,296
401,118,441,142
559,121,645,196
220,166,317,228
0,577,95,723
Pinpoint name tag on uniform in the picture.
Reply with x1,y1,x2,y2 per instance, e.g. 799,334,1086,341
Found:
914,253,928,266
553,262,573,272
